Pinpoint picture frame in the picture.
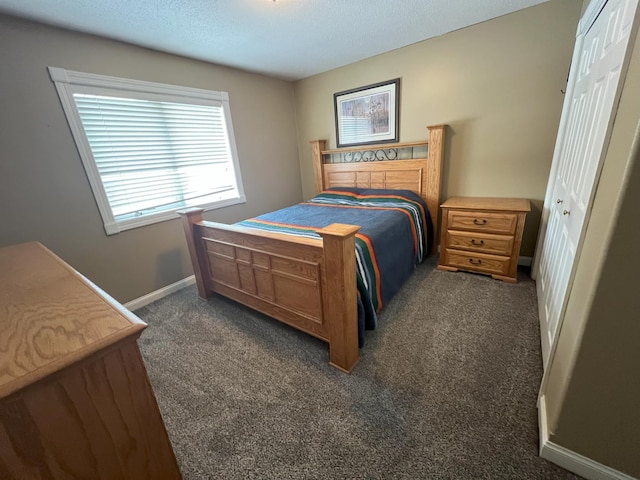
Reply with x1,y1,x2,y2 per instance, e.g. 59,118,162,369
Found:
334,78,400,148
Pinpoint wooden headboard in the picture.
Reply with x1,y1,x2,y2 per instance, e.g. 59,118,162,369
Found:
310,125,446,253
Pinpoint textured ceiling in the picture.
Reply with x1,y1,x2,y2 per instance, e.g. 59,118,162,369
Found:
0,0,550,80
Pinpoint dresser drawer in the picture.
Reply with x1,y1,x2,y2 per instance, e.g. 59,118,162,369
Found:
447,231,514,256
448,210,517,235
444,249,511,276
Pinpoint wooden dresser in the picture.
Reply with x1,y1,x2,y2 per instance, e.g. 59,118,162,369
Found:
437,197,531,283
0,242,181,480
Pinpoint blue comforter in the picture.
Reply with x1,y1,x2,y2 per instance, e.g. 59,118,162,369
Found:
237,188,432,346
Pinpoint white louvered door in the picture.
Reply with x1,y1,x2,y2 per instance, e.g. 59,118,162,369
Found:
536,0,638,367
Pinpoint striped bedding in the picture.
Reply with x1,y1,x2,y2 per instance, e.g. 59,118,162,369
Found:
237,188,432,346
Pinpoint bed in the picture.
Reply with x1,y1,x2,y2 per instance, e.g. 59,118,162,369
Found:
178,124,446,372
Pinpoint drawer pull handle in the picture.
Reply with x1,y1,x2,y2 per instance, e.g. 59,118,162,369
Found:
473,218,487,225
470,239,484,246
469,258,482,265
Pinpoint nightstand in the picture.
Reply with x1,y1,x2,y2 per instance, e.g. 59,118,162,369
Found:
437,197,531,283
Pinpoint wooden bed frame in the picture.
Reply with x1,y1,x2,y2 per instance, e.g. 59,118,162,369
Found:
178,125,446,373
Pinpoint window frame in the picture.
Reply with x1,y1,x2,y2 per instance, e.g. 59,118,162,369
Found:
49,67,246,235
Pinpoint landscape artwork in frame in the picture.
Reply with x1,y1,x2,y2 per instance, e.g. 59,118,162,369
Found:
334,78,400,147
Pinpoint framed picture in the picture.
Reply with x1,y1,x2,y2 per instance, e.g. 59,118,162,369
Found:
334,78,400,147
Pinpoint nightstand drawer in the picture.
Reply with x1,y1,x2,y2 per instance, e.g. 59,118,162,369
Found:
448,211,517,235
445,249,511,276
447,231,514,256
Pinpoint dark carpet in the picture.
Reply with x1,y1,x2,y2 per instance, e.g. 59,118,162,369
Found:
135,258,579,479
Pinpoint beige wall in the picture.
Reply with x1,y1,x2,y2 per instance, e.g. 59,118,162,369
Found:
293,0,583,257
0,14,301,303
542,24,640,477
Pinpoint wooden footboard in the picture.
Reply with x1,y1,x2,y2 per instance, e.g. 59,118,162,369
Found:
178,208,361,372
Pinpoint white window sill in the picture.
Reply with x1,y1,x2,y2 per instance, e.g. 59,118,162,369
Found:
104,195,247,235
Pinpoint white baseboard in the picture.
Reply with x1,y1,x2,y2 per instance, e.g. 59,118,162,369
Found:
518,255,532,267
538,395,638,480
124,275,196,311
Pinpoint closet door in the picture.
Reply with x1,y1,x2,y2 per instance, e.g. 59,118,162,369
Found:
535,0,638,367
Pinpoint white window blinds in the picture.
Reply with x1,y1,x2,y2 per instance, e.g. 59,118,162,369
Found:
73,94,237,220
49,67,245,235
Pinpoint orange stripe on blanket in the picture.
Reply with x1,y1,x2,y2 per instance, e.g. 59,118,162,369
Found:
355,232,383,311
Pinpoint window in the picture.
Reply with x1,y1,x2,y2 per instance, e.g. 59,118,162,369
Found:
49,67,245,235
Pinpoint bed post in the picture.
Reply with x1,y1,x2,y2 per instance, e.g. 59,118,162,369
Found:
310,139,327,195
177,207,211,300
317,223,361,373
426,124,446,255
